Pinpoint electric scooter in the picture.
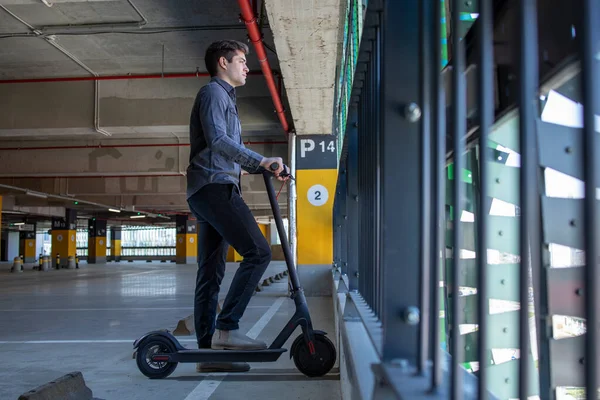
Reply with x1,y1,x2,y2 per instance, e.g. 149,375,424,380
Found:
133,163,336,379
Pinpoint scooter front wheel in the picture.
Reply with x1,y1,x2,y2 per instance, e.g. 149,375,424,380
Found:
292,333,337,377
136,336,178,379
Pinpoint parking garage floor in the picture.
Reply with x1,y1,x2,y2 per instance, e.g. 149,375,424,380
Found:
0,261,340,400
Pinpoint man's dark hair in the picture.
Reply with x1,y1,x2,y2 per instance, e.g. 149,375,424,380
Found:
204,40,249,77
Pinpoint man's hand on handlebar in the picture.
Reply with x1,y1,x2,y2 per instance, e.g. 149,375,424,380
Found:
259,157,290,182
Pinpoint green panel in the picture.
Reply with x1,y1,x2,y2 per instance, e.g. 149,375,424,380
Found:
488,264,520,301
458,296,478,324
446,258,478,287
488,215,520,254
463,330,479,363
489,110,520,152
447,163,473,183
446,221,476,252
487,311,520,349
487,161,520,205
440,286,447,351
486,358,539,400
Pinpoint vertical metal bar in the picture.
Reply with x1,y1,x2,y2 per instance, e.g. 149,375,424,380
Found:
359,96,366,296
450,0,466,398
418,0,433,376
581,0,600,398
347,105,359,291
518,0,539,399
379,0,421,363
477,1,493,398
431,0,445,389
369,40,376,311
375,15,383,319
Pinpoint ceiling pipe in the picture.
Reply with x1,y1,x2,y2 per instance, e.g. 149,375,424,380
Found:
0,141,287,151
237,0,291,136
0,70,270,84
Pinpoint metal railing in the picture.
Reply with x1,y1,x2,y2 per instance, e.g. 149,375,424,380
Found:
333,0,599,398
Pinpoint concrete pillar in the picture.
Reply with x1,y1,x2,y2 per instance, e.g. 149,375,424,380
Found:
110,227,122,262
51,209,77,268
19,222,36,263
88,219,107,264
176,214,198,264
295,135,337,265
226,222,270,262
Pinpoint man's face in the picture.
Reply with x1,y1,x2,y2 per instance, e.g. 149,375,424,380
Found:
222,50,249,87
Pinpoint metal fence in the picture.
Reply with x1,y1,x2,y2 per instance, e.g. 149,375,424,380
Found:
333,0,599,398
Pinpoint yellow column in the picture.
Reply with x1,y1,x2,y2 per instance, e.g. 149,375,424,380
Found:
296,135,337,265
51,209,77,268
110,227,122,261
176,214,198,264
229,222,269,262
88,219,107,264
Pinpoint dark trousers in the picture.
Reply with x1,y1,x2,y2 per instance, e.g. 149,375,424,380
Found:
187,183,272,348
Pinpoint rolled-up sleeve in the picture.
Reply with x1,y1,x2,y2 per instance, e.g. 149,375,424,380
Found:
198,86,264,171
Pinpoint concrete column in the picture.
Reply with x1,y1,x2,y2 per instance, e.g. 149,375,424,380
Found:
51,209,77,268
110,227,122,262
19,222,36,263
295,135,337,265
294,135,337,296
88,219,107,264
176,214,197,264
226,221,270,262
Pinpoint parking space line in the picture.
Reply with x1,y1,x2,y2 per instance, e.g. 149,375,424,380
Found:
183,296,286,400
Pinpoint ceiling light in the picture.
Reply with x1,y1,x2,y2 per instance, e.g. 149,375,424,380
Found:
108,208,121,213
14,222,25,226
26,191,48,199
130,215,146,219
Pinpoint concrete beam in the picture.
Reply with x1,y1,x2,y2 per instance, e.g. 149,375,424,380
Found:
265,0,346,135
0,139,288,177
0,77,285,138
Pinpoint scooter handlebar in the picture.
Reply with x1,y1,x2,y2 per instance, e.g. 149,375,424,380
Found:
265,162,294,180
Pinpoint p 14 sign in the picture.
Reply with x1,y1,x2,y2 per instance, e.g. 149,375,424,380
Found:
296,135,337,170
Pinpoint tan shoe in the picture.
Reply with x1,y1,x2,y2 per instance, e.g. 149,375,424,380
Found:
211,329,267,350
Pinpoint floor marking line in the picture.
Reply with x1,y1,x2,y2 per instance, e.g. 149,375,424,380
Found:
183,296,286,400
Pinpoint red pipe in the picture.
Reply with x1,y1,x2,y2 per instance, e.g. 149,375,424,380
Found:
0,174,183,179
0,141,287,151
0,70,270,85
238,0,290,135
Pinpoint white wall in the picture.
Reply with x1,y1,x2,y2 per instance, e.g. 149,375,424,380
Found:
6,231,19,260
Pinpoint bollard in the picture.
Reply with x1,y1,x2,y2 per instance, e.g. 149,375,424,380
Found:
67,256,76,269
41,256,49,271
11,256,23,273
56,253,61,269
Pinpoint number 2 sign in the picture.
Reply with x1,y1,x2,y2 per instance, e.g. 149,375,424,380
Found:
307,184,329,206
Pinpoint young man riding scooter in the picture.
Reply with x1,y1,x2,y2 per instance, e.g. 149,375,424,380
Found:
186,39,288,373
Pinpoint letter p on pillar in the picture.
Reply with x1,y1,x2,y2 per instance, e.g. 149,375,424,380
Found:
300,139,315,158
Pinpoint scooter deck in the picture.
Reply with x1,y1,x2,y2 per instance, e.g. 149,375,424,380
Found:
152,348,288,363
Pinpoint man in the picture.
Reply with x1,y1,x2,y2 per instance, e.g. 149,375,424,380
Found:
186,39,287,373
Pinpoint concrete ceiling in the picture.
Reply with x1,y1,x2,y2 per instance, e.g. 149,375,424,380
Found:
0,0,346,229
265,0,345,135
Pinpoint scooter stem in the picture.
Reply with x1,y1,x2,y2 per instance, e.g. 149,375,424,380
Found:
262,169,302,294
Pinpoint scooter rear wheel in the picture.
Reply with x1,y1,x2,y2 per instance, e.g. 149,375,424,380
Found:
136,336,178,379
292,333,337,377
